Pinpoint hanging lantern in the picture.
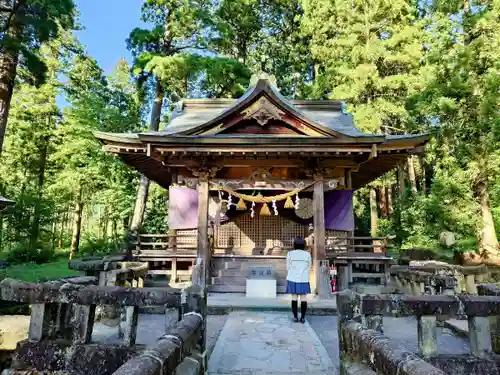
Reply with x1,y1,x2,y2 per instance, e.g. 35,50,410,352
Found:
260,203,271,216
236,198,247,211
284,196,294,209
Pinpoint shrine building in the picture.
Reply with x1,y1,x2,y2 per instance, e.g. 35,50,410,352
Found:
94,74,429,295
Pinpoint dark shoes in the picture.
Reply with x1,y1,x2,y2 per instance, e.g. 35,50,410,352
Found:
291,300,307,323
300,301,307,323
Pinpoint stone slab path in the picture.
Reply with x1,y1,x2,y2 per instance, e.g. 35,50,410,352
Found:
208,311,336,375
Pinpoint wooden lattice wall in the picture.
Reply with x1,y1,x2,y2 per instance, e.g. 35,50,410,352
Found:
215,214,307,255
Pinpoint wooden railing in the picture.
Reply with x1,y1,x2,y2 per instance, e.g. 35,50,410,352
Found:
0,278,205,375
338,290,500,374
326,235,392,254
132,230,215,258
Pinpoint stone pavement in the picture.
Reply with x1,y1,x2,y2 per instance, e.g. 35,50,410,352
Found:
208,311,336,375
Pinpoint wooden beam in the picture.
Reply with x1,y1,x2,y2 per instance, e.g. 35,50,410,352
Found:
163,156,360,169
156,146,374,154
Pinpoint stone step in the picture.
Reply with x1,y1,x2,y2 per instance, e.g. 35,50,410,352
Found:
216,268,287,277
208,284,287,293
223,261,241,270
211,276,287,286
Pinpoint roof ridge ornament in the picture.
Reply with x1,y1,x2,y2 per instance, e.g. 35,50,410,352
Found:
250,72,278,89
241,96,285,126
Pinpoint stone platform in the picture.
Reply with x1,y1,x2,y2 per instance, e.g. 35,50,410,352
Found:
208,311,336,375
207,293,336,315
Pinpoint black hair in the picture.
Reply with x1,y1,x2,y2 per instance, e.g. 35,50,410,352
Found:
293,236,306,250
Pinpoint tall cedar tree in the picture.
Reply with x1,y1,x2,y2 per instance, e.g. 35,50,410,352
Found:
0,0,75,153
126,0,206,233
413,0,500,260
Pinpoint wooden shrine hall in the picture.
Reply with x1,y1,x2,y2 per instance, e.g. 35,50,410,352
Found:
94,73,429,295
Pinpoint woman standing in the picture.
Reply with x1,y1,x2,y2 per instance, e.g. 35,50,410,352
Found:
286,237,312,323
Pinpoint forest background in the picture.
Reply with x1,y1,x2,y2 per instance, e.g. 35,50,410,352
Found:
0,0,498,270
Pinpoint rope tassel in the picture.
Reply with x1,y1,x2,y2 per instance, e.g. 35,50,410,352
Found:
236,198,247,211
260,203,271,216
284,196,294,209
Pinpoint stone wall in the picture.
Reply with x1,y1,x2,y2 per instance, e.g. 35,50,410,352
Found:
0,277,205,375
337,290,500,375
389,262,488,296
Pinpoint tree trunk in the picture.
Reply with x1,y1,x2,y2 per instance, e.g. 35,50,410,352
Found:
130,175,151,232
130,78,164,232
407,156,418,194
370,188,378,237
397,165,405,197
420,156,426,194
379,185,387,218
58,208,68,248
387,185,393,215
29,134,49,250
70,186,84,260
0,51,18,154
477,181,499,255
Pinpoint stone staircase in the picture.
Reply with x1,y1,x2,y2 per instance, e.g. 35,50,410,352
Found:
209,257,287,293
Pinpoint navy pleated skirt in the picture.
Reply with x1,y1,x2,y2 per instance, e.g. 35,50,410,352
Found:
286,281,311,294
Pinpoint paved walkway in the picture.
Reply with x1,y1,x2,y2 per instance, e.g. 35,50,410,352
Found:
208,311,335,375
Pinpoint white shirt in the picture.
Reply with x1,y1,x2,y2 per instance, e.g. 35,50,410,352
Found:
286,250,312,283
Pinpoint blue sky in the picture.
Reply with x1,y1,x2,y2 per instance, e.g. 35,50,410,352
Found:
74,0,146,74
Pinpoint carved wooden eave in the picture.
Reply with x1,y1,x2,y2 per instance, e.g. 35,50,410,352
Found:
179,178,343,192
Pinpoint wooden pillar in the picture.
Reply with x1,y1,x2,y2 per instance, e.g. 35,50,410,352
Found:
346,169,352,190
194,172,210,370
196,174,210,288
313,177,326,296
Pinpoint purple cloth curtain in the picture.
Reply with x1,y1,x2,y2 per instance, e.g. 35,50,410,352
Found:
168,186,199,230
168,187,354,232
324,189,354,231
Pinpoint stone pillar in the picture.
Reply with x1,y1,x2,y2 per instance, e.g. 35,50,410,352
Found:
123,306,139,346
465,274,478,295
364,314,383,333
28,303,59,341
313,177,326,296
468,316,492,357
339,265,349,291
317,260,331,297
72,304,96,344
418,315,437,357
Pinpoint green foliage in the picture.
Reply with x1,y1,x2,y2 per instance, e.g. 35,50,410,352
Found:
0,33,143,262
0,0,75,85
1,260,79,283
